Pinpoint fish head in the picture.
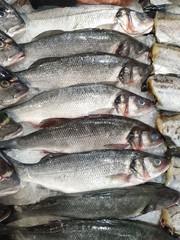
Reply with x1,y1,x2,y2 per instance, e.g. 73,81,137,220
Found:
0,0,25,37
0,111,23,140
0,30,25,67
0,203,11,222
0,67,29,109
114,91,155,117
118,61,153,86
116,8,153,36
0,153,20,196
127,125,164,150
116,39,151,64
130,152,170,182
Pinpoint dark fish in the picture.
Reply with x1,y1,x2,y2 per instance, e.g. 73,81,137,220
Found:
0,203,11,222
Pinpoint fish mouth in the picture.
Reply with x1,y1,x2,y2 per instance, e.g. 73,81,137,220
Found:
0,207,11,222
0,185,20,197
7,52,25,66
14,88,29,100
4,125,23,140
8,23,26,37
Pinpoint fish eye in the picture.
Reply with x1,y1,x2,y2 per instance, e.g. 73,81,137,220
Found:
153,158,162,166
136,98,146,107
0,80,11,88
0,7,6,17
150,131,159,141
114,95,121,105
136,12,146,21
0,40,4,49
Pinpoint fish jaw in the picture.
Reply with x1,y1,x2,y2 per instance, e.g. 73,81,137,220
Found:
6,51,25,67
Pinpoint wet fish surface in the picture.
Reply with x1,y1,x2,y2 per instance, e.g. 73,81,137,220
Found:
148,74,180,112
11,53,153,91
7,183,179,225
16,6,153,43
0,115,164,153
152,43,180,74
0,203,11,222
0,66,29,109
0,219,178,240
4,84,155,124
6,28,151,71
155,12,180,47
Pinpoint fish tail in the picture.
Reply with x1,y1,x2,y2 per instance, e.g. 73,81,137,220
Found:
0,139,19,150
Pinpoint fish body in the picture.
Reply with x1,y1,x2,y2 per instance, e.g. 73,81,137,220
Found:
13,53,153,90
9,183,179,225
16,7,153,43
0,66,29,109
7,28,151,71
1,219,178,240
152,43,180,74
156,114,180,147
9,150,170,193
0,0,25,37
0,30,25,67
0,115,164,153
155,12,180,47
148,74,180,112
5,84,155,124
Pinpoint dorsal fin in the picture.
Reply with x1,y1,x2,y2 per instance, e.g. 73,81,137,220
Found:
32,30,64,41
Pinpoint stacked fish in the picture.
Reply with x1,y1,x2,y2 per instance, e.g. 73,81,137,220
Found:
0,0,179,239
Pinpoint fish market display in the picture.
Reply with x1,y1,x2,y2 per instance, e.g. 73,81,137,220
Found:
4,84,155,124
148,74,180,112
156,114,180,147
0,112,23,140
0,219,178,240
16,6,153,43
4,150,170,193
152,43,180,74
0,203,11,222
11,53,153,91
0,115,164,154
7,183,179,225
155,12,180,47
3,28,151,71
0,30,25,67
0,0,25,37
0,153,20,196
0,66,28,109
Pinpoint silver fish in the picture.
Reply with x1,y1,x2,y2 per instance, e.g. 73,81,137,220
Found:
156,114,180,148
0,115,164,153
0,66,29,109
6,28,151,71
7,150,170,193
0,30,25,67
0,0,25,37
12,53,153,91
5,84,155,124
16,7,153,43
152,43,180,74
155,11,180,47
148,74,180,112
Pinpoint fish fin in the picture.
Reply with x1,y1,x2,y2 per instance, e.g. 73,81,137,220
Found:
38,152,68,163
32,30,64,41
109,173,132,183
38,118,68,128
89,108,113,115
28,57,62,69
104,144,129,150
160,208,175,235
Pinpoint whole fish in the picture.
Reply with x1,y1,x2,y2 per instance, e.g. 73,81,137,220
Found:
3,28,151,71
6,150,170,193
161,206,180,235
154,12,180,47
12,53,153,91
16,7,153,43
0,0,25,37
148,74,180,112
0,204,11,222
0,153,20,197
0,219,178,240
0,30,25,67
0,112,23,140
156,114,180,147
4,84,155,124
152,43,180,74
8,183,179,225
0,66,29,109
0,115,164,153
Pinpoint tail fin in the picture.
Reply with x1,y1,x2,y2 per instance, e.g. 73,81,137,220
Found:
0,139,18,150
